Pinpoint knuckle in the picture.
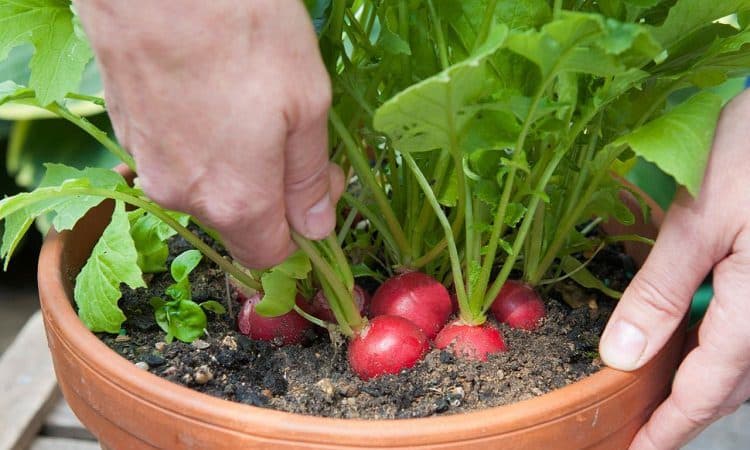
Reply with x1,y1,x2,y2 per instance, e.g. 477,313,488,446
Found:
627,272,687,320
287,74,332,128
672,397,721,428
286,160,330,193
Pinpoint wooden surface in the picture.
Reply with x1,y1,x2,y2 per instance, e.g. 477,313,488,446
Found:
41,395,96,441
0,311,59,450
0,308,98,450
29,437,99,450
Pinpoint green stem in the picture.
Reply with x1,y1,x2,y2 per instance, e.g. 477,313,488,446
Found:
403,154,476,323
45,103,136,172
529,146,625,286
293,305,330,329
64,93,105,107
473,83,547,308
340,192,398,254
330,110,411,260
412,239,448,268
473,0,498,50
292,232,363,336
482,149,568,311
426,0,449,69
325,234,354,291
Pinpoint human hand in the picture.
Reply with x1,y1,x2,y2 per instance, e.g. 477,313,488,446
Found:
599,90,750,450
74,0,343,268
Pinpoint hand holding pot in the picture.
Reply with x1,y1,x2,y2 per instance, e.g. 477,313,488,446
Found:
74,0,342,268
600,90,750,450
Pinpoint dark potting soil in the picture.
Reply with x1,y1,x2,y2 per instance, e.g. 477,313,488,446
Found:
99,234,630,420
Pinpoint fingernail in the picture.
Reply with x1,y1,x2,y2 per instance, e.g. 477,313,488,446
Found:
304,195,334,239
600,320,647,371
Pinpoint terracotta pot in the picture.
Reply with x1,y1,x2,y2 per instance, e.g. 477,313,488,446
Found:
37,184,684,450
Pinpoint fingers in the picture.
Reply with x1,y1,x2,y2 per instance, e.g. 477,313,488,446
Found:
284,109,336,240
599,189,723,371
630,242,750,450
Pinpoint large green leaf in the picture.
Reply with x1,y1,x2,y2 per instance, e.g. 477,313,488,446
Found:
615,92,723,196
0,0,94,105
652,0,750,49
505,12,660,78
75,201,145,333
373,25,509,154
0,164,126,267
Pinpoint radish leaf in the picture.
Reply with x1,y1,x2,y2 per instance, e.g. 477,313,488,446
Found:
75,201,144,333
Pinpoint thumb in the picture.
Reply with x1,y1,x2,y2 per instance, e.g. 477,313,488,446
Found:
599,189,723,371
284,100,339,240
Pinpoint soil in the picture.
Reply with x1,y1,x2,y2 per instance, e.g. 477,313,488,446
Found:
99,233,631,420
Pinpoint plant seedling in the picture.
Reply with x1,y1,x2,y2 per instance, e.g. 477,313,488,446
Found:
149,250,226,343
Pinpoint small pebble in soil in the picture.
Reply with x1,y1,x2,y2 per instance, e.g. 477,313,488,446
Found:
135,361,149,371
115,334,131,343
221,335,238,350
144,354,165,367
192,339,210,350
194,365,214,385
316,378,336,402
154,341,166,352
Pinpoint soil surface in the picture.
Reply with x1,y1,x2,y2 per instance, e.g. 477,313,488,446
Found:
99,234,631,420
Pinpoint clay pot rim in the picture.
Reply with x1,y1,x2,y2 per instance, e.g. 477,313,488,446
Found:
37,181,671,446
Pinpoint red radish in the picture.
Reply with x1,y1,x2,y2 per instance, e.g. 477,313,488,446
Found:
435,321,506,361
237,293,312,345
491,280,546,330
348,315,429,380
370,272,452,339
301,285,370,323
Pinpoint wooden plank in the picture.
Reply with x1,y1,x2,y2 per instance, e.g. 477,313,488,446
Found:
29,437,100,450
0,311,59,450
41,394,96,441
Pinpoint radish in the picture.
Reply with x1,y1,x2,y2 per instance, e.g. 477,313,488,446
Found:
369,271,452,339
237,292,312,345
491,280,546,330
301,285,370,323
348,315,429,380
435,321,506,361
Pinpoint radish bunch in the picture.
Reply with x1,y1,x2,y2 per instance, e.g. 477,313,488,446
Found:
235,270,546,379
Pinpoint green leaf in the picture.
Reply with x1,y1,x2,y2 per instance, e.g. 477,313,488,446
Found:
351,263,386,282
0,211,33,270
374,24,509,154
0,165,126,268
584,186,636,225
150,296,168,334
166,300,207,343
377,29,411,55
652,0,750,49
615,92,722,196
560,256,622,299
129,209,190,273
255,269,297,317
273,250,312,280
0,0,94,105
200,300,226,315
75,201,145,333
505,13,659,79
504,202,527,227
170,249,202,283
165,279,191,302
